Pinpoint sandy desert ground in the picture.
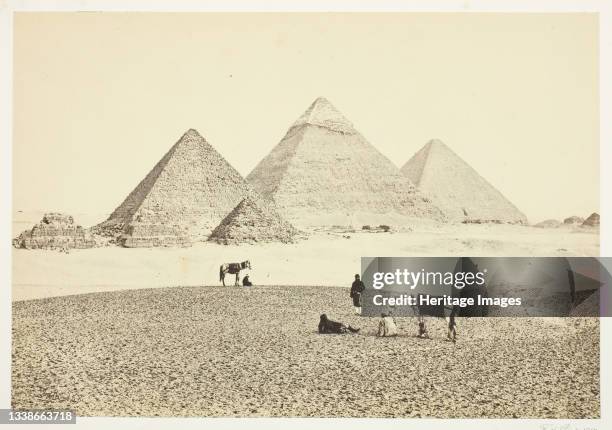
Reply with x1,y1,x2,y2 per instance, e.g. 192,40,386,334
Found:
11,285,599,418
11,212,600,418
12,217,599,301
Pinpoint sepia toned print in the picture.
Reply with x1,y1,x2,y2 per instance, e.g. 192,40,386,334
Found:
11,12,599,418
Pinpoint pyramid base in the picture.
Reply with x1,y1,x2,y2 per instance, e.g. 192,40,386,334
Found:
119,235,192,248
280,210,443,231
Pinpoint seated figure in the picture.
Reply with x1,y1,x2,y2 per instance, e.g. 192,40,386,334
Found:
378,313,399,337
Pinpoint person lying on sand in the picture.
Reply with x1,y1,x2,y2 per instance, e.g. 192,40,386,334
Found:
377,313,398,337
318,314,360,334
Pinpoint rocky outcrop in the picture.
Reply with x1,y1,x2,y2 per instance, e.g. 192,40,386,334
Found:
533,219,562,229
93,129,253,247
563,216,584,225
401,139,528,224
246,97,445,228
582,213,600,227
208,196,298,245
13,213,97,250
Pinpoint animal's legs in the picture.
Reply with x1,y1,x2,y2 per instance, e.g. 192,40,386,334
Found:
446,316,457,343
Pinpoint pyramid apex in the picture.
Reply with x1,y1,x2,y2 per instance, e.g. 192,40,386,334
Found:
312,96,331,105
176,128,209,146
292,97,355,134
236,195,258,206
424,139,450,152
183,128,203,138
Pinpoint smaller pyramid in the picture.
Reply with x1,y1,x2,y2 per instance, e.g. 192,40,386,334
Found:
208,196,299,245
94,129,253,247
401,139,527,224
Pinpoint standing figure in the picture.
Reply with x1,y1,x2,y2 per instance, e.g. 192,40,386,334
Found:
350,274,365,315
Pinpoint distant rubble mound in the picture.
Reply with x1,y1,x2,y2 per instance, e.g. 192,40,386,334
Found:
208,195,299,245
246,97,445,228
563,216,585,225
92,129,253,247
533,219,561,229
13,212,97,250
582,212,600,227
401,139,527,224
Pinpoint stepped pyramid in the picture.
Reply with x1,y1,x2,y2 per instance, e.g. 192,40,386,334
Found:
95,129,252,247
401,139,527,223
246,97,445,227
208,195,298,244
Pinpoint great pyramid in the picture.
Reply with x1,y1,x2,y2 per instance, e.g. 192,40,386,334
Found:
208,195,298,245
246,97,445,227
401,139,527,224
94,129,252,247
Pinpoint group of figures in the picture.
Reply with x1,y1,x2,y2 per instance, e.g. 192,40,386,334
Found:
319,273,459,342
220,263,461,342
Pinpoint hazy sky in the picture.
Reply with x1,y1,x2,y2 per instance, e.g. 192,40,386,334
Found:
13,12,598,222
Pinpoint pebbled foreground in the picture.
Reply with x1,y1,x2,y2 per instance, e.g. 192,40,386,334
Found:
12,285,599,418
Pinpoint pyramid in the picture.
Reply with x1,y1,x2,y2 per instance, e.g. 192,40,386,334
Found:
246,97,445,227
208,195,298,245
401,139,527,223
94,129,252,247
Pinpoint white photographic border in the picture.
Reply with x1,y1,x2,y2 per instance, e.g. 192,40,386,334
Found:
1,1,609,429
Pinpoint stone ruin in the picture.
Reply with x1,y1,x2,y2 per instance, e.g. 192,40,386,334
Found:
13,213,97,250
92,129,253,247
208,195,299,245
582,212,600,227
401,139,527,224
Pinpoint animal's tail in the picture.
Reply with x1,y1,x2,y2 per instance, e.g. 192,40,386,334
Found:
219,265,223,281
347,326,360,333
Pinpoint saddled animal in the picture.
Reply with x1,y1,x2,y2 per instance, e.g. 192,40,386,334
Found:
318,314,360,334
219,260,251,286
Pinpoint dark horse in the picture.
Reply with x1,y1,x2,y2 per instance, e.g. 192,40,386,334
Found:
219,260,251,286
